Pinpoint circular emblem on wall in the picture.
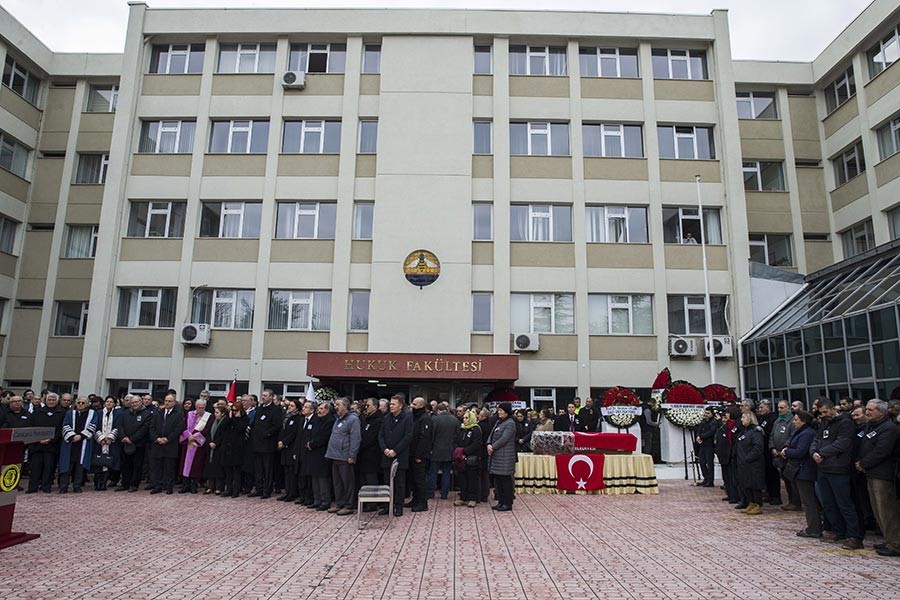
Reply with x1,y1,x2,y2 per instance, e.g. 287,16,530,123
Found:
0,464,21,492
403,249,441,288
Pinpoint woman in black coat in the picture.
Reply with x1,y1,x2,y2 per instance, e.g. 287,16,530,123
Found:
734,411,766,514
203,404,228,495
277,399,301,502
303,402,335,511
219,403,249,498
514,409,534,453
455,410,483,507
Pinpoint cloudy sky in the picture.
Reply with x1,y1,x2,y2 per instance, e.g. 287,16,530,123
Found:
1,0,873,61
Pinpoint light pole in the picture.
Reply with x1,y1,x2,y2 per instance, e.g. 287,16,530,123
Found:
695,175,716,384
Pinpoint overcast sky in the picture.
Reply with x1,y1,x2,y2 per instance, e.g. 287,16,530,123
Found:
0,0,874,61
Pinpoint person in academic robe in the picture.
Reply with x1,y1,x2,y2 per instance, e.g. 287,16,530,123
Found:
203,404,228,495
93,396,123,491
58,396,99,493
220,401,249,498
179,398,212,493
26,392,64,494
149,394,185,494
277,399,301,502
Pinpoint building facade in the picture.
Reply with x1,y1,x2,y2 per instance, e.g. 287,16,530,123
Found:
0,2,899,407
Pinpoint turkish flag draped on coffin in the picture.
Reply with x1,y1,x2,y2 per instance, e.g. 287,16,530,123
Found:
555,453,605,491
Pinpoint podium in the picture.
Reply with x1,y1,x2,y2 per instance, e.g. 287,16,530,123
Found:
0,427,55,549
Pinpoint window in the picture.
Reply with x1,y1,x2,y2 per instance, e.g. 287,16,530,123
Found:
353,203,374,240
191,289,254,329
86,85,118,112
578,47,638,78
0,131,30,179
582,124,643,157
667,295,729,335
473,204,492,241
199,202,262,238
54,302,89,337
362,45,381,74
825,67,855,114
889,206,900,240
349,291,370,331
127,201,186,238
268,290,332,330
474,45,492,74
832,141,866,186
509,122,570,156
63,225,98,258
75,154,109,184
282,121,341,154
510,293,575,334
585,206,648,243
289,43,347,74
473,121,492,155
209,120,269,154
743,161,785,191
275,202,336,239
657,126,715,159
358,120,378,153
867,25,900,77
589,294,653,334
662,207,723,244
736,92,777,119
841,220,876,258
3,55,40,104
218,43,276,73
116,288,177,328
150,44,204,74
651,49,708,80
509,46,567,76
749,234,793,267
0,217,16,254
139,120,196,153
876,116,900,160
472,292,492,332
510,205,572,242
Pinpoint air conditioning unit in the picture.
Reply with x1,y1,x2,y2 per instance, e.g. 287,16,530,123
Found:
513,333,539,352
180,323,210,346
668,336,697,357
281,71,306,90
705,335,734,359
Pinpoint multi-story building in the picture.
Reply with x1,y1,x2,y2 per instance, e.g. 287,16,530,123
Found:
0,1,898,409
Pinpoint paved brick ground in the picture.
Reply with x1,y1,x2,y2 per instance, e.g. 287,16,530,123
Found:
1,480,896,600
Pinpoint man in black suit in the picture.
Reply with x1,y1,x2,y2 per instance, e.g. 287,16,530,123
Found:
553,403,584,432
580,397,600,432
249,388,281,498
149,394,184,494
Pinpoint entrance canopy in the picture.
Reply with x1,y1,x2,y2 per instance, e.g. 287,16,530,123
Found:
307,352,519,382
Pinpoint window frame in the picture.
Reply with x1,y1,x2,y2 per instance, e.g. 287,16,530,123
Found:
579,47,639,78
199,201,261,239
473,203,493,241
748,233,794,267
86,84,118,113
358,119,378,154
54,301,89,337
589,293,654,335
150,43,204,75
511,292,575,334
582,123,643,158
288,43,347,74
653,48,707,80
128,201,185,238
348,290,370,332
281,120,341,154
275,201,336,240
584,205,648,243
352,202,374,240
117,287,177,329
472,292,493,333
668,294,729,336
662,206,723,245
217,43,276,74
140,120,195,154
473,120,493,155
510,204,572,242
267,290,331,331
735,91,777,119
867,25,900,77
841,220,876,258
509,121,570,156
742,161,786,191
833,141,866,186
474,45,493,75
209,120,269,154
3,55,40,105
876,116,900,161
825,67,856,114
362,44,381,74
0,217,17,254
0,131,30,179
74,153,109,184
62,225,99,259
657,125,715,160
192,289,255,330
509,45,567,76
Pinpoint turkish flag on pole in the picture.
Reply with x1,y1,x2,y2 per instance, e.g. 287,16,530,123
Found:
225,379,237,404
555,454,605,491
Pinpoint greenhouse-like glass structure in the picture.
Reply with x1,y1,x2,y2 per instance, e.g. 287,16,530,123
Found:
742,240,900,406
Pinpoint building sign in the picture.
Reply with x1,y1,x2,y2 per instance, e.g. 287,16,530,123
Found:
403,249,440,288
308,352,519,381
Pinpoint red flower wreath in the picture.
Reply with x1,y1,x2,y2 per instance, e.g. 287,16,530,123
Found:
602,386,640,428
702,383,737,405
664,380,704,405
651,368,672,390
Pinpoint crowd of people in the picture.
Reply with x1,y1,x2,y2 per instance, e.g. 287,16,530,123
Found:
0,388,531,515
692,396,900,557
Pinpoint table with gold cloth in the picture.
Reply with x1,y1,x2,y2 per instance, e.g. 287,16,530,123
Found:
514,453,659,495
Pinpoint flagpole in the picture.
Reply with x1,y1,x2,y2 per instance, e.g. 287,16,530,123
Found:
695,175,716,385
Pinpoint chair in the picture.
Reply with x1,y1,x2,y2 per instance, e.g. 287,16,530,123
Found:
357,458,399,529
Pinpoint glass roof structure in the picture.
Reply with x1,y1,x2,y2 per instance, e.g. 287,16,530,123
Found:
745,240,900,342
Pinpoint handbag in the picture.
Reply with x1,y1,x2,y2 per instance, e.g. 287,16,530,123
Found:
93,452,113,468
465,454,480,468
782,460,800,481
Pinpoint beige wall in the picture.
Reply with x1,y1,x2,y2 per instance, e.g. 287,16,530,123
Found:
79,112,115,135
510,242,576,267
0,85,42,130
804,240,834,273
510,156,572,179
875,151,900,187
203,154,267,176
509,76,569,97
347,332,369,351
472,241,493,265
589,335,656,360
211,74,275,96
471,334,492,353
472,155,493,178
653,79,715,101
350,240,372,263
355,154,376,177
583,157,648,180
865,59,900,106
269,239,335,263
29,158,64,204
131,154,193,176
659,159,721,182
830,174,869,211
141,74,202,96
0,166,30,201
360,74,381,95
788,96,821,160
745,191,794,233
108,328,174,356
119,238,184,261
8,308,43,362
184,330,252,358
38,87,75,151
473,75,492,96
586,243,653,268
738,119,785,159
664,244,729,270
580,78,642,100
291,74,344,96
277,154,340,177
0,252,17,277
193,239,260,262
262,331,330,359
822,98,858,138
514,334,577,360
